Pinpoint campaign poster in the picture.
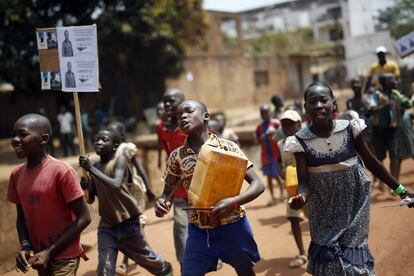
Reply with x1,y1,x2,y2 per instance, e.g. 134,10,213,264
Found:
57,25,99,92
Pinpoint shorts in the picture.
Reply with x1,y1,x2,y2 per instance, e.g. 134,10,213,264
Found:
182,216,260,276
35,257,80,276
286,204,308,220
261,162,280,177
372,127,398,160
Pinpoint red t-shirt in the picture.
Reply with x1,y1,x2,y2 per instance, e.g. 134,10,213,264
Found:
156,122,188,199
256,119,281,165
7,156,84,260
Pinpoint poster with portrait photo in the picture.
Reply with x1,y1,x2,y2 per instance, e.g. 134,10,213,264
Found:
46,31,58,49
50,71,62,90
63,61,77,89
57,25,99,92
41,72,51,90
60,29,74,57
36,32,47,50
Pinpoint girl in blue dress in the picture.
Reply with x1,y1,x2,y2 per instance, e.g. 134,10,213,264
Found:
285,82,413,275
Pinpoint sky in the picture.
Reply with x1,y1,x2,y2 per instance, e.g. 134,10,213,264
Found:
203,0,395,14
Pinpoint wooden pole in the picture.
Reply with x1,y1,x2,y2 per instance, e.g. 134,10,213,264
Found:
73,91,86,156
73,91,90,200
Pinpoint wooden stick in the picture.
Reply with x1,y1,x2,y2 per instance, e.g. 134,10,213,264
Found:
182,207,213,211
73,91,88,180
73,91,86,156
73,91,90,201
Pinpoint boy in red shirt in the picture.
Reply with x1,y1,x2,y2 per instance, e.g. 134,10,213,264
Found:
255,104,285,206
156,88,188,269
8,114,91,275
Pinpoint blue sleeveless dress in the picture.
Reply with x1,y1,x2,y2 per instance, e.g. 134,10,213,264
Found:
285,119,375,275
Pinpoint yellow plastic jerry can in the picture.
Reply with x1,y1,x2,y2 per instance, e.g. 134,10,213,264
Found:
285,165,298,196
188,144,248,208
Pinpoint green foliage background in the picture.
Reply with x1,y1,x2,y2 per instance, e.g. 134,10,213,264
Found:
0,0,206,117
377,0,414,39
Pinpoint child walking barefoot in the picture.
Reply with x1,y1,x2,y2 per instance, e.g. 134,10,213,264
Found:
107,121,155,276
255,104,285,206
155,100,264,276
278,110,308,269
287,83,413,275
80,129,172,275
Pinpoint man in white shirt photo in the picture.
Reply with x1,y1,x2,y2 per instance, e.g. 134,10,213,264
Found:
57,106,77,156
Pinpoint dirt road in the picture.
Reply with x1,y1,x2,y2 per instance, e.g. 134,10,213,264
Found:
3,158,414,276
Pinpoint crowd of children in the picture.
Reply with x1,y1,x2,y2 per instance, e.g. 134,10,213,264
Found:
7,70,414,276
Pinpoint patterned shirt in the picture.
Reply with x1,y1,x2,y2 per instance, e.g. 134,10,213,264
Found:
163,134,253,229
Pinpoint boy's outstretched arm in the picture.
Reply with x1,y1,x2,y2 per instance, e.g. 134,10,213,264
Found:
29,197,91,268
289,152,310,210
212,167,265,219
15,205,34,273
79,155,127,189
355,134,414,206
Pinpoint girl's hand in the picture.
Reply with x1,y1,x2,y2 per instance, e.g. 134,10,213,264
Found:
79,155,92,171
212,198,236,219
154,198,171,217
29,249,50,269
16,249,34,273
288,194,307,210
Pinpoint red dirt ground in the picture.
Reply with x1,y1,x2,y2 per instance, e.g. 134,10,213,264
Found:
3,158,414,276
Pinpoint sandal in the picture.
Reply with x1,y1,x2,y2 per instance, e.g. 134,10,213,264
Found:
266,197,277,206
115,264,127,276
216,259,223,270
288,254,307,268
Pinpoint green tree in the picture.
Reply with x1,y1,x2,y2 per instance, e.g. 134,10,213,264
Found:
0,0,206,117
96,0,207,116
0,0,100,94
377,0,414,39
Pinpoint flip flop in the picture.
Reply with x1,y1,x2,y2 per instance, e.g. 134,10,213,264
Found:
288,254,307,268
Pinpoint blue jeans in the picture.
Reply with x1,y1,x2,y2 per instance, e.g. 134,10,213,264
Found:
173,197,189,263
97,217,170,276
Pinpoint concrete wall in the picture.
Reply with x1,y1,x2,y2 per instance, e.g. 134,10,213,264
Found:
344,0,374,37
166,54,291,108
166,10,292,108
288,56,312,97
166,56,256,108
344,31,396,77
